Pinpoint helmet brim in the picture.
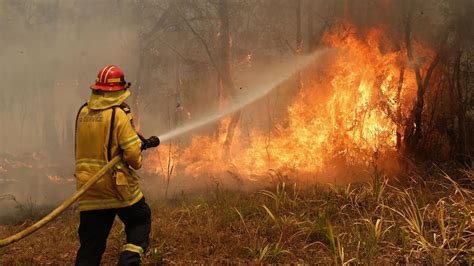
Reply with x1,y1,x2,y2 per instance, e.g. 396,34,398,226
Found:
90,83,129,91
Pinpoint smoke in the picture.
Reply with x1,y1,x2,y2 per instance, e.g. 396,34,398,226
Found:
0,0,472,220
0,1,143,220
0,1,142,153
158,48,334,143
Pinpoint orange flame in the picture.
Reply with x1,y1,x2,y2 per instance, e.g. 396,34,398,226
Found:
47,174,62,183
47,174,74,184
146,24,421,181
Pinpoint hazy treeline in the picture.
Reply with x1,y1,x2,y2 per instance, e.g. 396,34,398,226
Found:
0,0,472,165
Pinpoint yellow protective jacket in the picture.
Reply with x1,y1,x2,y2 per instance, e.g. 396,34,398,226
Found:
75,89,143,211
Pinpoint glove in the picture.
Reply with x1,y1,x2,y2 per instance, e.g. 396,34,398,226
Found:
141,136,160,150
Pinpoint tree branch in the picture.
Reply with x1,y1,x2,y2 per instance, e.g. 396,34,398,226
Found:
159,38,209,66
422,53,440,91
405,12,424,92
177,9,223,79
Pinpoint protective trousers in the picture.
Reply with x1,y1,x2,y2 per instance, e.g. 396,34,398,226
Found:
75,198,151,266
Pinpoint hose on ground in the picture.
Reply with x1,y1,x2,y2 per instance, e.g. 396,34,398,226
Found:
0,156,122,248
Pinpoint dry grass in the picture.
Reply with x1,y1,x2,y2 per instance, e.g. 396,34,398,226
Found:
0,168,473,264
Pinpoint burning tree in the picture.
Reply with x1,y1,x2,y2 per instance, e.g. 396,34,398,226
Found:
145,0,473,183
1,0,471,188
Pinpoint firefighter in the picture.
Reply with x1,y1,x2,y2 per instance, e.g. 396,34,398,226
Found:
74,65,160,265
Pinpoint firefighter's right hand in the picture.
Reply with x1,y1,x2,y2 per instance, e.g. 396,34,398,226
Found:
141,136,160,150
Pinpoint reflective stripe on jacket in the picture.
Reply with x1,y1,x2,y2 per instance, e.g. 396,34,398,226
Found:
75,90,143,211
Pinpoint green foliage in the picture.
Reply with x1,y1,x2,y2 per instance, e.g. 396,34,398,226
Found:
246,236,291,263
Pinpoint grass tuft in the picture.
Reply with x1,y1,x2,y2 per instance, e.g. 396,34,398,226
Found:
0,168,472,264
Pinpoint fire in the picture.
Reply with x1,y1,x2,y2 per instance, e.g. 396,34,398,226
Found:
3,158,33,169
146,24,419,181
48,175,62,183
47,174,74,184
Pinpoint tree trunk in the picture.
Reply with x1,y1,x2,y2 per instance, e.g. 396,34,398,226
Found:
296,0,302,53
131,51,145,131
404,11,424,151
218,0,240,152
174,54,183,127
396,67,405,152
295,0,303,92
454,50,470,165
306,0,316,53
403,11,441,155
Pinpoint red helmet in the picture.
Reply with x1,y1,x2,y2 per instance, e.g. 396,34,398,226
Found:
90,65,130,91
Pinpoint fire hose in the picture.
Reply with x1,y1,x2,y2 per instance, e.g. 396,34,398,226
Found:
0,50,330,249
0,156,122,248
